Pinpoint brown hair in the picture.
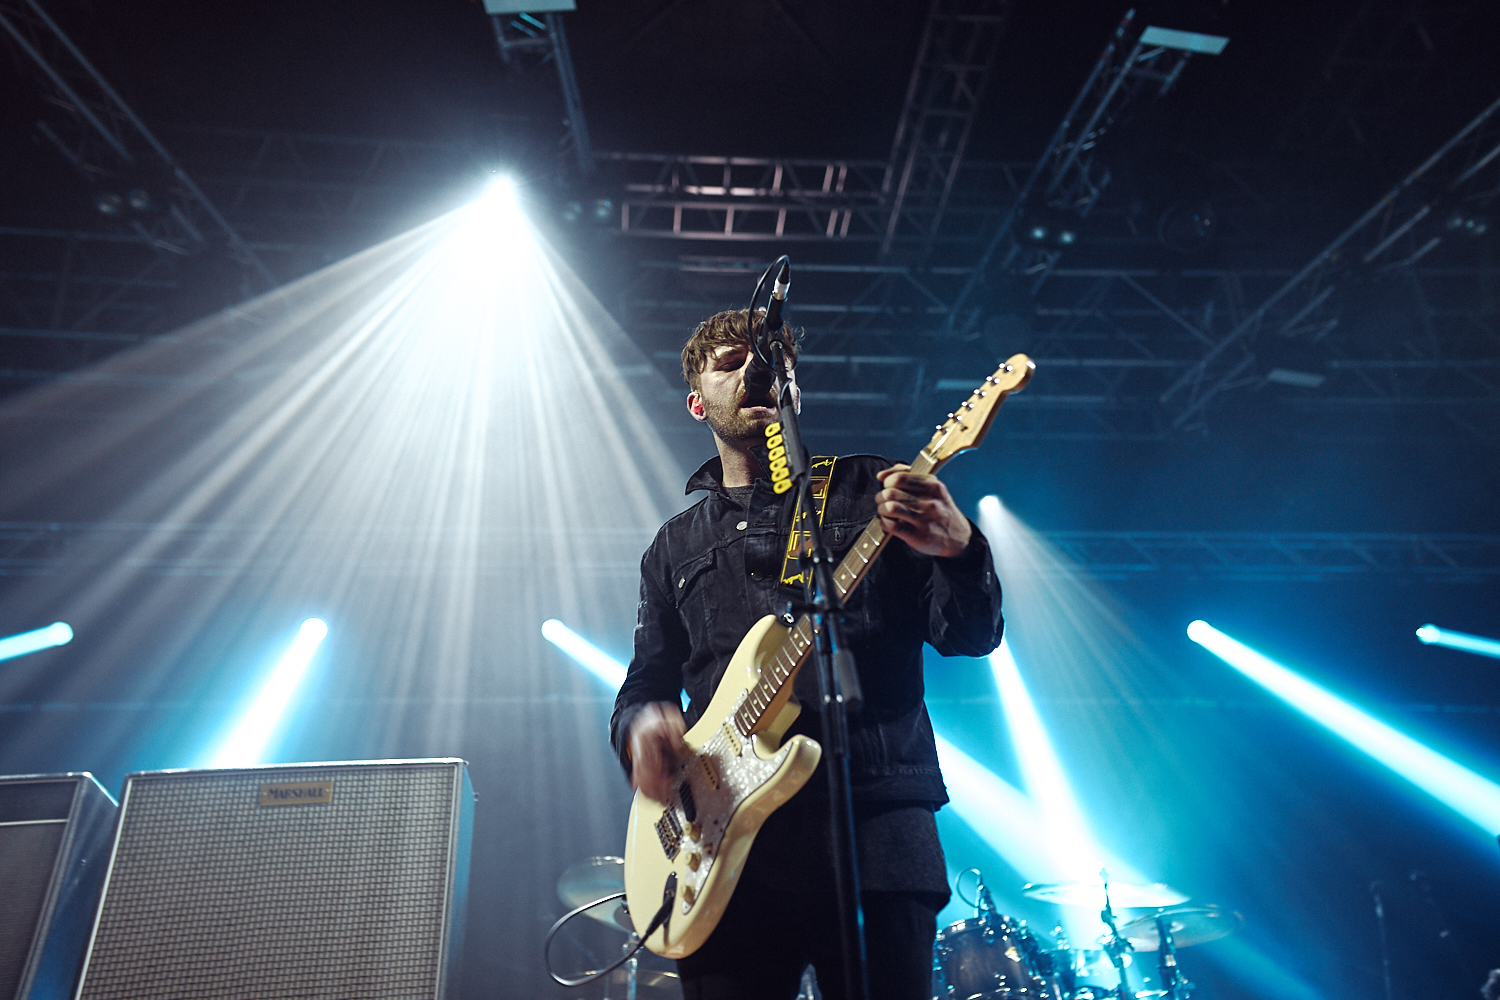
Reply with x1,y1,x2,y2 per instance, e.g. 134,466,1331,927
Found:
680,309,801,390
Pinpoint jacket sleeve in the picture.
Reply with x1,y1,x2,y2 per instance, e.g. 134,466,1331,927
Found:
922,517,1004,657
609,543,690,778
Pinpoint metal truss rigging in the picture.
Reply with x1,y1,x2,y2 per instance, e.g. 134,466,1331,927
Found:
604,152,1018,245
0,0,271,287
489,10,593,178
879,0,1012,258
3,521,1494,582
945,9,1227,333
1162,92,1500,428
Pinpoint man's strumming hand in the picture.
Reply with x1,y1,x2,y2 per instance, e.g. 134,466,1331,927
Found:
627,701,688,803
875,464,973,558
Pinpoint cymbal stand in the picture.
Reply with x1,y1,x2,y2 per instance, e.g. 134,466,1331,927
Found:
1153,914,1191,1000
1097,870,1135,1000
604,935,638,1000
976,872,998,943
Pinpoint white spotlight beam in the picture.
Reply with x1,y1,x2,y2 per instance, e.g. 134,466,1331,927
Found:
0,621,73,662
1416,623,1500,661
542,619,626,689
934,734,1054,879
1188,620,1500,834
209,618,328,768
990,639,1102,878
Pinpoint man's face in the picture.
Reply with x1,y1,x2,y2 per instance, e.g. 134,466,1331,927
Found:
686,342,798,445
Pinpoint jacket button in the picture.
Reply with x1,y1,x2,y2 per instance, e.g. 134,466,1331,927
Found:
678,578,685,588
736,521,748,530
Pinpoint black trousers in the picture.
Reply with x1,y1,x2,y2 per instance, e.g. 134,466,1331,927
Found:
675,874,942,1000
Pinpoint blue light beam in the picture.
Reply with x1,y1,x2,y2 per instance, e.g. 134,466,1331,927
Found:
209,618,329,768
542,619,626,689
1188,619,1500,834
0,621,73,662
1416,623,1500,661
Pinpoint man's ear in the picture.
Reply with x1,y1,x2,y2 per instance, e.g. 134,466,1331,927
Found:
686,390,707,423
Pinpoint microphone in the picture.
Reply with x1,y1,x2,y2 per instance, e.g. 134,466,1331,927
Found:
750,259,790,374
765,259,790,339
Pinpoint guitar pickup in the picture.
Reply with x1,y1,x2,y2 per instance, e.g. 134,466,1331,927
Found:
721,723,742,756
678,781,697,824
698,754,719,790
655,808,682,859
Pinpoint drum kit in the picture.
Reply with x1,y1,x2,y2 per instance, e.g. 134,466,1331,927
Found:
555,856,1242,1000
933,869,1244,1000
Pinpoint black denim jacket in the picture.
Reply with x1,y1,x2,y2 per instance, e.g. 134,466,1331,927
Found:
610,454,1004,805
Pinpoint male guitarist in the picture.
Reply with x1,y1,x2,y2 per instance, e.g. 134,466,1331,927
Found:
610,309,1004,1000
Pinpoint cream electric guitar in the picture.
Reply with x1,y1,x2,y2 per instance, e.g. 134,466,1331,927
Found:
622,354,1034,958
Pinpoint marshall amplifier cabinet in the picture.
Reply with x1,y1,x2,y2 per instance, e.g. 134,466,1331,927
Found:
74,759,473,1000
0,773,116,1000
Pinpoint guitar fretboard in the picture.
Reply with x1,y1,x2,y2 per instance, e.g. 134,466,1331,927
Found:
731,449,940,736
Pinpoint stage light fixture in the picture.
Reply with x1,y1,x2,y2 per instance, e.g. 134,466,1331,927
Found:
1416,623,1500,660
541,619,626,689
1188,619,1500,834
208,618,328,768
1027,225,1048,242
0,621,74,663
94,192,123,216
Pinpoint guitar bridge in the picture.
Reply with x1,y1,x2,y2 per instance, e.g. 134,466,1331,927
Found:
655,807,682,859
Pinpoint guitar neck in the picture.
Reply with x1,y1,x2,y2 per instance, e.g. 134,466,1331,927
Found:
732,448,942,737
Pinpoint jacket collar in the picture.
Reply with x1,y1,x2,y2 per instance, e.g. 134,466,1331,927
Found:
685,456,729,498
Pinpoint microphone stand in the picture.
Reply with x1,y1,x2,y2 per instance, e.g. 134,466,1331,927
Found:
768,334,870,1000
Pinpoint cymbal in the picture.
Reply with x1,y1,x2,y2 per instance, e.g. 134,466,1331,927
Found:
1023,881,1189,908
1119,906,1244,949
638,970,681,989
557,856,631,932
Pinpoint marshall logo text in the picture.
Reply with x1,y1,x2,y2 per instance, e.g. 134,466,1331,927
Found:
258,779,334,807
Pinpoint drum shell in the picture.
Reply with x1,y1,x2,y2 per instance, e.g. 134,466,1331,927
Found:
933,916,1053,1000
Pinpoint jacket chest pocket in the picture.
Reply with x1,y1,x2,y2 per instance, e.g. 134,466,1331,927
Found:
670,550,717,618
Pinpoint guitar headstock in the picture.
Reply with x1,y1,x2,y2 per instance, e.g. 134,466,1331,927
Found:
924,354,1034,466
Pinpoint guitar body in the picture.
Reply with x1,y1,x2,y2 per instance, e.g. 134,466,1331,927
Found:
620,353,1033,959
623,614,823,958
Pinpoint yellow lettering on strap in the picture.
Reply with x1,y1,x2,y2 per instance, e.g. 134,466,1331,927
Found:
779,457,837,587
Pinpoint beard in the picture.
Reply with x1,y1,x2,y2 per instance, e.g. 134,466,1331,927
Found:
700,381,777,446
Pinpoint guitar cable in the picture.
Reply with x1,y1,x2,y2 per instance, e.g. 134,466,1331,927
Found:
542,874,678,987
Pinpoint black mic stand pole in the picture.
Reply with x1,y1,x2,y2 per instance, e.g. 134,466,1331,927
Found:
769,335,870,1000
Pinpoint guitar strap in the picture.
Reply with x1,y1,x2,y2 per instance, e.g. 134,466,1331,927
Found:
778,457,837,588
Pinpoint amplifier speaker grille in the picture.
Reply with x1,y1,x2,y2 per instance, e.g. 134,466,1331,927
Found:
77,760,470,1000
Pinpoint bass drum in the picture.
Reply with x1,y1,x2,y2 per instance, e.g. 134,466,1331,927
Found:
933,916,1054,1000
